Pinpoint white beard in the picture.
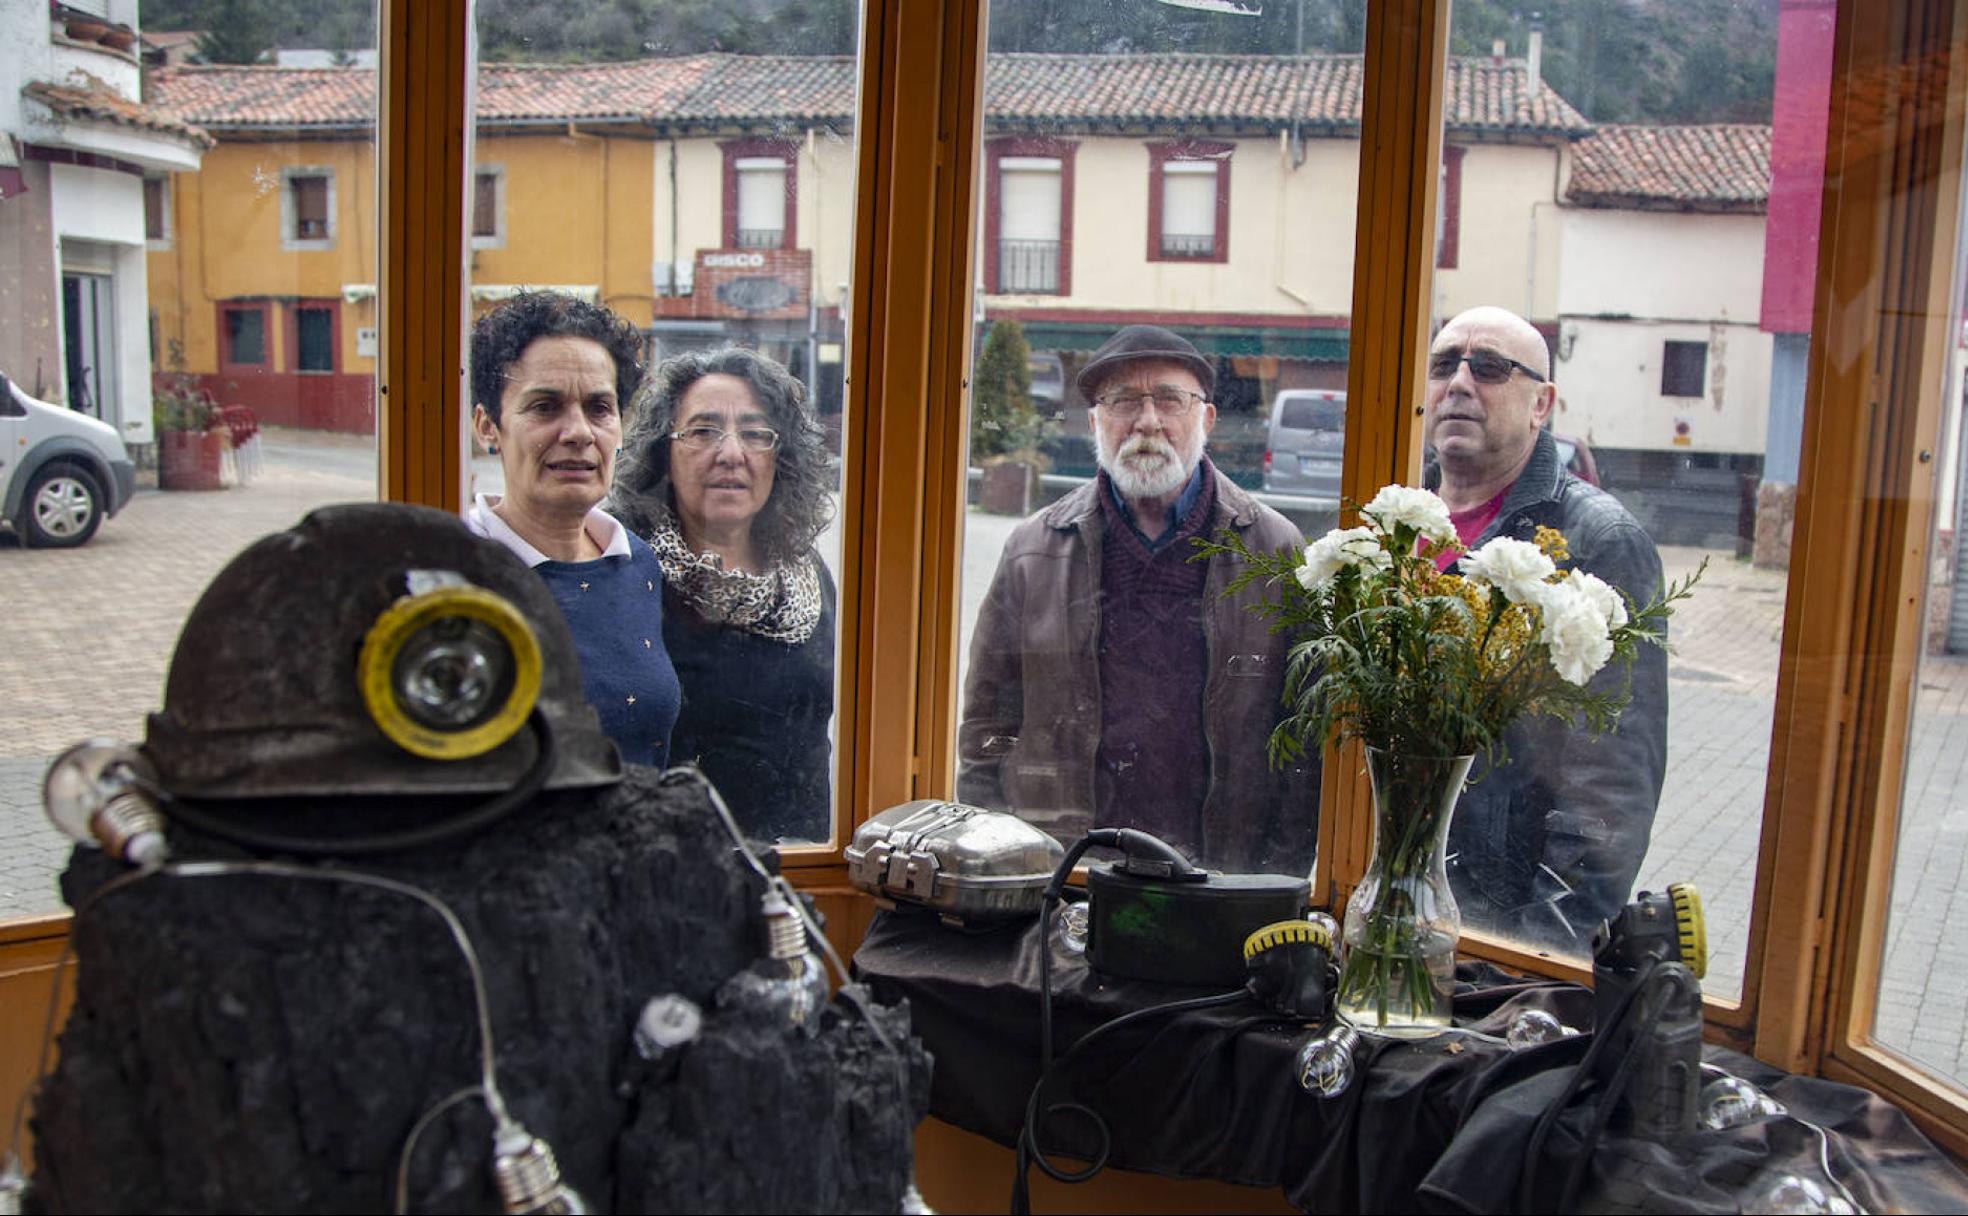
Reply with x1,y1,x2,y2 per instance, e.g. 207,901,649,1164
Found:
1097,427,1204,502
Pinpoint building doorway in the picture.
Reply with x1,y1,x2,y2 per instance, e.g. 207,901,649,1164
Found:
61,270,116,421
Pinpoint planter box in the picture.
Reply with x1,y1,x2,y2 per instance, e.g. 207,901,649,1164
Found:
159,430,231,492
979,461,1034,516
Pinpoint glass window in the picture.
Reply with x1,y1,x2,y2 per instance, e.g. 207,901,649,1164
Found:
292,303,335,373
1661,339,1709,397
223,303,268,368
281,167,335,249
471,166,503,246
468,11,862,850
989,145,1070,295
953,8,1365,879
1149,141,1230,263
143,176,169,245
721,140,798,252
0,2,379,922
1433,2,1800,1005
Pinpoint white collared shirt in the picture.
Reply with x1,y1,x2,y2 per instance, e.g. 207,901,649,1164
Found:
464,493,633,567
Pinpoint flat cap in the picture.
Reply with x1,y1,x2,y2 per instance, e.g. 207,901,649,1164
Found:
1075,324,1214,402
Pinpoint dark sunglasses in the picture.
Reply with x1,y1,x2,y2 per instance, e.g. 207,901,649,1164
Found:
1427,348,1546,384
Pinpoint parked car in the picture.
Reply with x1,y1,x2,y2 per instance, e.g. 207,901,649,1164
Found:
0,371,136,547
1263,388,1345,500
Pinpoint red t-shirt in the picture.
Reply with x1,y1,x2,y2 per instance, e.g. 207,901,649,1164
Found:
1435,488,1508,571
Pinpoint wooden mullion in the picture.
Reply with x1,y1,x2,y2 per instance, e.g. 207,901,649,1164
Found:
1319,2,1448,911
377,0,468,510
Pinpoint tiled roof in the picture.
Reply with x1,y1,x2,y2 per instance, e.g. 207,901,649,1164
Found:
150,52,1588,139
22,78,214,148
989,54,1588,137
146,65,375,128
1567,124,1771,211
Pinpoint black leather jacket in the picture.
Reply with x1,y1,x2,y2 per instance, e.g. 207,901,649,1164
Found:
1427,430,1669,950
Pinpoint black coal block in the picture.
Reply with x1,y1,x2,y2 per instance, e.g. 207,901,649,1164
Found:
29,767,929,1213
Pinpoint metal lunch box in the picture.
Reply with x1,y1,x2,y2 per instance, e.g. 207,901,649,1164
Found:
846,799,1065,926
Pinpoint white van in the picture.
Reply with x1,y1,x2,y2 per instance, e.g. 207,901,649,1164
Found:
1263,389,1345,500
0,370,136,547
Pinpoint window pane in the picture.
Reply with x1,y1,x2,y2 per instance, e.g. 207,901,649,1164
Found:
226,306,266,365
1161,163,1217,256
0,3,380,921
473,170,499,239
295,305,334,372
1434,2,1802,1001
1870,107,1968,1096
954,7,1367,879
467,8,862,849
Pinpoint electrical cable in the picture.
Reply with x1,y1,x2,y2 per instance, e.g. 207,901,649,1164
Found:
393,1085,485,1215
145,708,558,856
1011,985,1249,1215
1011,828,1248,1213
660,764,900,1057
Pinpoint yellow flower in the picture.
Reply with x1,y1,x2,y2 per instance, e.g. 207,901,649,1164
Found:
1534,525,1570,563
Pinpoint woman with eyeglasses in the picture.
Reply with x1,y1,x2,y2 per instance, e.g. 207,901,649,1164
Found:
611,347,837,844
464,290,680,768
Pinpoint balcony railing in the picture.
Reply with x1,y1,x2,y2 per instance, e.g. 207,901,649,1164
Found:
998,239,1060,294
1160,231,1215,258
736,227,784,249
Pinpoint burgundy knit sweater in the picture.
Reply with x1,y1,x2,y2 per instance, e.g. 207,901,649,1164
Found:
1093,466,1217,859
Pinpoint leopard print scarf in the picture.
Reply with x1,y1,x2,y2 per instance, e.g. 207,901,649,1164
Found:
646,511,823,645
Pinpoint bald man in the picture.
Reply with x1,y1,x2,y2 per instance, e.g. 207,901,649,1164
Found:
1423,306,1668,949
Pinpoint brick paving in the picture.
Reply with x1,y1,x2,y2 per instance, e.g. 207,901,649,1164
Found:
1,434,1962,1092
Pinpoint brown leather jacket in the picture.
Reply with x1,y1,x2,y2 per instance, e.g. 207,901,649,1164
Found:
956,464,1318,874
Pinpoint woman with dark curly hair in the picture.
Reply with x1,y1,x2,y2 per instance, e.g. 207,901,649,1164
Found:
464,290,679,768
611,347,836,843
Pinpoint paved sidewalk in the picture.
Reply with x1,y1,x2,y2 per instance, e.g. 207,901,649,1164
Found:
1,433,1961,1091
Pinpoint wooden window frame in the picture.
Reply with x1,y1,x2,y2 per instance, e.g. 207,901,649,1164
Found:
5,0,1968,1171
142,175,170,248
1437,143,1463,269
470,164,504,249
983,135,1075,296
1146,139,1232,264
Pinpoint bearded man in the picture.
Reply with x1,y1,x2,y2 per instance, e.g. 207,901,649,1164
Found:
957,325,1316,874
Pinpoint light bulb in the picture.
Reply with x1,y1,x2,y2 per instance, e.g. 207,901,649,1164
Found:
491,1120,589,1215
42,740,167,866
1294,1024,1358,1098
1505,1008,1574,1048
633,994,703,1061
1054,902,1089,955
1700,1074,1786,1129
1741,1171,1837,1215
716,891,829,1035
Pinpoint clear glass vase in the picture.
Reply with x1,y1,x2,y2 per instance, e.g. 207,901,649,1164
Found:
1335,746,1475,1036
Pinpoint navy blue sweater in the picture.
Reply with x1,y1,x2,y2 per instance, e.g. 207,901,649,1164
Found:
533,538,680,768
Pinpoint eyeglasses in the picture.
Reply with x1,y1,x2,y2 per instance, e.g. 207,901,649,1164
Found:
1095,388,1206,418
670,424,781,453
1427,348,1546,384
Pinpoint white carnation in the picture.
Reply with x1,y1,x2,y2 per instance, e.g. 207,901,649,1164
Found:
1460,537,1556,604
1538,577,1616,686
1360,485,1456,543
1566,570,1630,629
1295,526,1389,591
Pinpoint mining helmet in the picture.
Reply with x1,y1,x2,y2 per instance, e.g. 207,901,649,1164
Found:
144,504,620,851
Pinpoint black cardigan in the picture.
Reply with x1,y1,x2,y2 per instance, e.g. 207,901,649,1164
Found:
663,558,836,844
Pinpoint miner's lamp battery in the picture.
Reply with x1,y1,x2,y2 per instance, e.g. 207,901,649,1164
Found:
1085,864,1311,988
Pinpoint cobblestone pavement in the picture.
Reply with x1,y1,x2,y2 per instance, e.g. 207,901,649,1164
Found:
1,434,1962,1090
